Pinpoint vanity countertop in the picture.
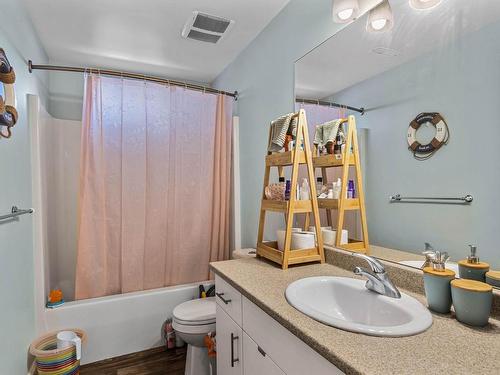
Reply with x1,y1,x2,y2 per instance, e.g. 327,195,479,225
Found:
210,257,500,375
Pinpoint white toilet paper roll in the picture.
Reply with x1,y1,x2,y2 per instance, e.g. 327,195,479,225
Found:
291,232,316,249
322,229,349,246
276,228,302,251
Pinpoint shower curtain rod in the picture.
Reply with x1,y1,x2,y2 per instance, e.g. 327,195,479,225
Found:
296,97,364,115
28,60,238,100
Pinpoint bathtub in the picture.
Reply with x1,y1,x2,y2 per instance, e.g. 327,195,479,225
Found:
41,282,212,364
29,95,215,365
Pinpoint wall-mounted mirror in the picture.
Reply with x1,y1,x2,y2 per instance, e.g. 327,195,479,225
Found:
295,0,500,277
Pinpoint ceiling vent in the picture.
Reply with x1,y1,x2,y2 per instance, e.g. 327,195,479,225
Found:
182,11,235,44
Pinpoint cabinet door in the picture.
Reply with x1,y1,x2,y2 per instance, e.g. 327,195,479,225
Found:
243,332,285,375
216,305,243,375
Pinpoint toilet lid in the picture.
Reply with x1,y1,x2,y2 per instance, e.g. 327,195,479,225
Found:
173,297,216,325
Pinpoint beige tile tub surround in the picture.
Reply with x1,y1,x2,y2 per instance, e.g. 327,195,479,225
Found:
210,258,500,375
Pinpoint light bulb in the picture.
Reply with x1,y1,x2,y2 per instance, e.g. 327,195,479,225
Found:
367,0,393,32
409,0,442,10
371,19,387,31
332,0,360,23
337,8,354,20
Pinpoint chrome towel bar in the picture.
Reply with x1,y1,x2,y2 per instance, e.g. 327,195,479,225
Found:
0,206,34,221
389,194,473,203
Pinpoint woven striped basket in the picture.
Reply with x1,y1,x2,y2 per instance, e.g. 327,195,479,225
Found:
29,329,87,375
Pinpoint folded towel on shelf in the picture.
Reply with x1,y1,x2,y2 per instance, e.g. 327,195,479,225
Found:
268,113,298,152
314,119,343,145
313,124,323,145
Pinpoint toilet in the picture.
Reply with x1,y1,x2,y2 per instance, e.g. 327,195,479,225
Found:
172,297,216,375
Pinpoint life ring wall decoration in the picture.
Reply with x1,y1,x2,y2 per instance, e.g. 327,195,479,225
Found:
0,48,18,139
407,112,449,160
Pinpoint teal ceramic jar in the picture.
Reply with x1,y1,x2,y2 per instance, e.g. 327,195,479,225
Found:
458,260,489,281
451,279,492,327
485,271,500,288
423,267,456,313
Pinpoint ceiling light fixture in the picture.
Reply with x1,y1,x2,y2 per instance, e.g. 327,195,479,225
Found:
367,0,394,32
409,0,442,10
332,0,360,23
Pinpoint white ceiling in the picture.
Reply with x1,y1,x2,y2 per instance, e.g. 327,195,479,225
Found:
296,0,500,99
22,0,290,83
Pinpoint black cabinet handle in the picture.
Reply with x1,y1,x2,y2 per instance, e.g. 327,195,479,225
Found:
216,292,232,304
230,333,239,367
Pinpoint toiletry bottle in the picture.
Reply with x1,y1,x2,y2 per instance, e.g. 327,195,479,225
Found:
333,178,341,199
458,245,490,281
300,178,310,200
284,180,291,201
316,177,323,197
334,132,342,155
327,189,334,199
347,180,355,198
279,177,286,200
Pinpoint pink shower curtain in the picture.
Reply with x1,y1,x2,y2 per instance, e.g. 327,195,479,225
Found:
75,74,232,300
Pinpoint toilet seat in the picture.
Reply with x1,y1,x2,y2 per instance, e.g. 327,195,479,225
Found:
173,297,216,328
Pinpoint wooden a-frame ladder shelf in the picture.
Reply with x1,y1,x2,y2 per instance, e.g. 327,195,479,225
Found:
308,114,370,254
257,109,325,270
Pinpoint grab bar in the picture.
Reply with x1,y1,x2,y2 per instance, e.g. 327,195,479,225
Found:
0,206,34,221
389,194,473,203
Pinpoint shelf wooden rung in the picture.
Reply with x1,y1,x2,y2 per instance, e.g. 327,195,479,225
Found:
313,154,355,168
257,241,283,264
339,240,366,252
287,254,322,265
266,150,306,167
261,199,312,213
317,198,359,210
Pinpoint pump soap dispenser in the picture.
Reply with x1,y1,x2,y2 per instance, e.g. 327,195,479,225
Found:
458,245,490,282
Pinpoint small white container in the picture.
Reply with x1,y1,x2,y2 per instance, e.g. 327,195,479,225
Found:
276,228,301,251
322,229,348,246
291,231,316,249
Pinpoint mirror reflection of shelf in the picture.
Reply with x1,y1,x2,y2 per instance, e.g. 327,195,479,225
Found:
317,198,360,210
306,115,370,254
313,153,355,168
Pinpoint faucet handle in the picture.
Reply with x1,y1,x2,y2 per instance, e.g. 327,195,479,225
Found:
352,253,385,273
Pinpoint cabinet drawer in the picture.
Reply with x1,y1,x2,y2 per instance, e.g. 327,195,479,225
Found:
216,305,243,375
215,274,242,325
242,296,343,375
243,332,285,375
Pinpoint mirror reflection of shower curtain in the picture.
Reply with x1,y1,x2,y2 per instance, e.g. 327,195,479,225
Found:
75,74,232,300
294,102,365,239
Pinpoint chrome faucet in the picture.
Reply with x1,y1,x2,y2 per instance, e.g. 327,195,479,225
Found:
353,254,401,299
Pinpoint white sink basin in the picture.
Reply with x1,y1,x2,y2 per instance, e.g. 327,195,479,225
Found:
286,276,432,337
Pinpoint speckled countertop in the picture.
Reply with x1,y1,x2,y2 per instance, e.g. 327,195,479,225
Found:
210,258,500,375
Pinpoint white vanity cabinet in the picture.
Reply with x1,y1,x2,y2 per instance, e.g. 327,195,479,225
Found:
215,275,344,375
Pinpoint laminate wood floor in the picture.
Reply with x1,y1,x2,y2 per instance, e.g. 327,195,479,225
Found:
80,346,186,375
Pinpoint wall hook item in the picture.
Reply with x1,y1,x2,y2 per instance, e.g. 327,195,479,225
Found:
0,49,17,139
407,112,449,160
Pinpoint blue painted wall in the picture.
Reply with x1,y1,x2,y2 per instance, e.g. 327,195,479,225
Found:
332,21,500,267
213,0,362,247
0,0,49,372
